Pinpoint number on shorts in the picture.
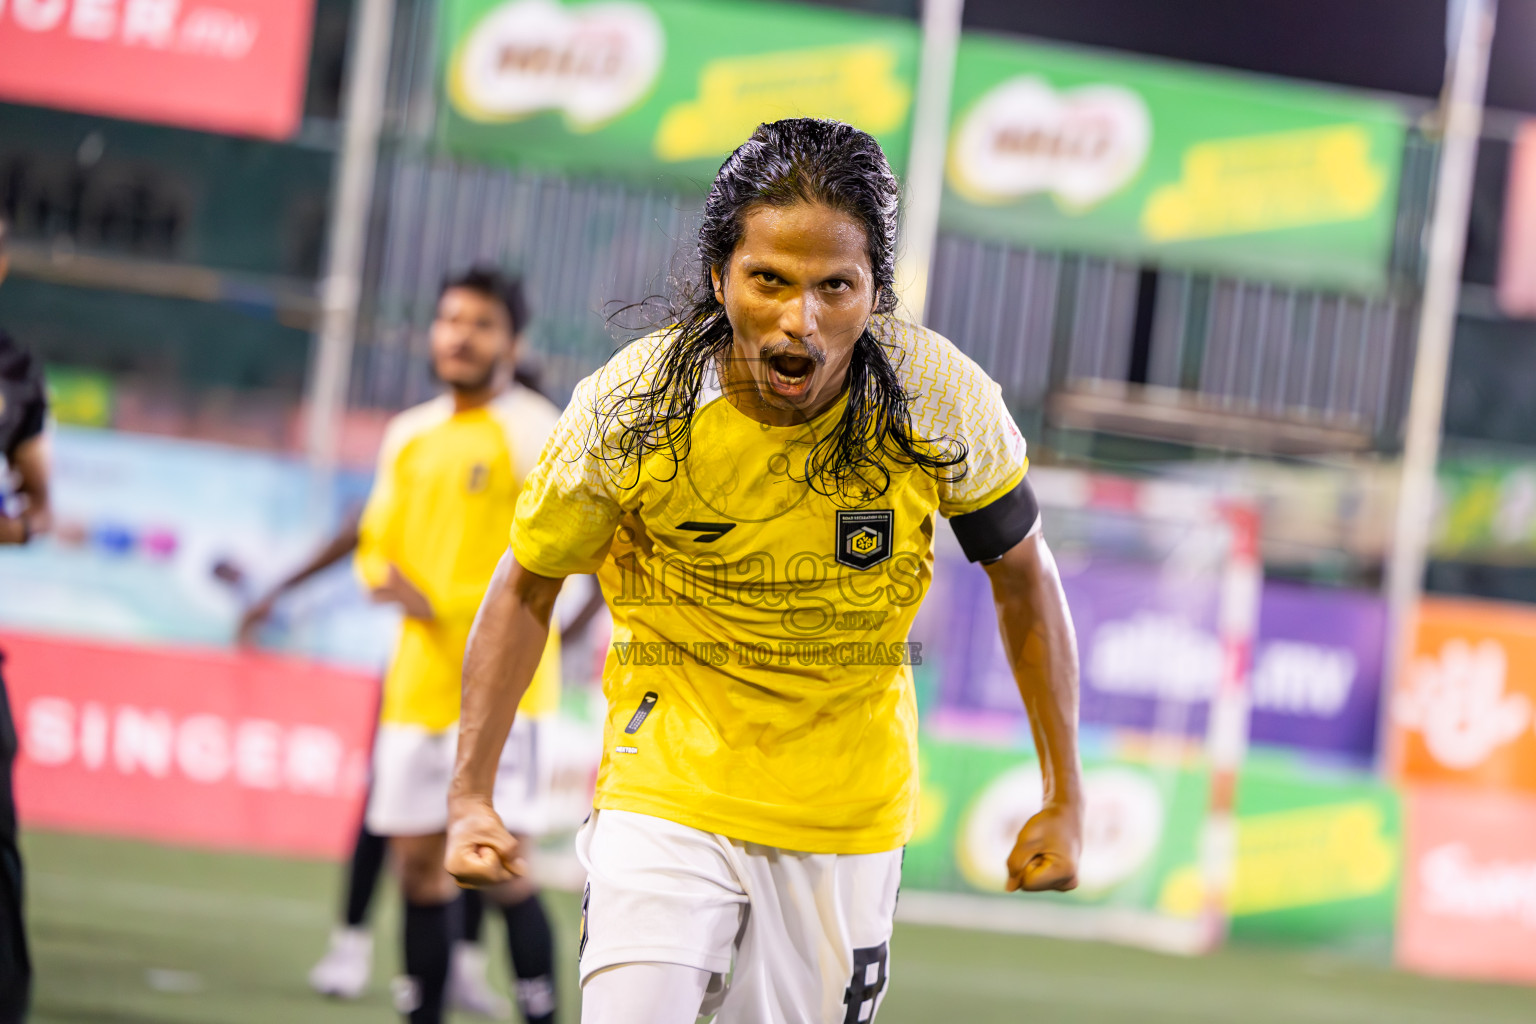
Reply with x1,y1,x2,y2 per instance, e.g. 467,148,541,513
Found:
842,943,888,1023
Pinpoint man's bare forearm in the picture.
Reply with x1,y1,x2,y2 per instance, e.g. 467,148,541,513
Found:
4,436,50,543
238,519,362,643
985,533,1082,807
451,551,564,810
278,519,361,594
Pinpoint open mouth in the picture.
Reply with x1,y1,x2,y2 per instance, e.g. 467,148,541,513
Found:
765,352,816,399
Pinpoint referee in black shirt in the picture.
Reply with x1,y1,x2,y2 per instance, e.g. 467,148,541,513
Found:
0,218,51,1023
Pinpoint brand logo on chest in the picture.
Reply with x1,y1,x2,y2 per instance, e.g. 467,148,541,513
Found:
677,521,735,543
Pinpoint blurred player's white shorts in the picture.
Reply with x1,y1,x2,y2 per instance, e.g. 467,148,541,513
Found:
366,717,551,837
576,808,902,1024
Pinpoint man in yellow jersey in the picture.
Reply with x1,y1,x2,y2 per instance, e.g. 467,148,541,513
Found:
446,120,1084,1023
357,267,563,1024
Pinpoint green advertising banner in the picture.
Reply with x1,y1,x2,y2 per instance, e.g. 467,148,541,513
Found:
907,740,1401,953
438,0,918,189
1434,457,1536,564
1222,757,1402,955
942,35,1407,292
905,740,1209,914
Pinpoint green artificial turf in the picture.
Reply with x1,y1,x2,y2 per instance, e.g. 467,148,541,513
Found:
21,830,1535,1023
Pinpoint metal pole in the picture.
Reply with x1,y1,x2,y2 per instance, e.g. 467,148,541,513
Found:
894,0,965,324
1380,0,1497,773
305,0,397,470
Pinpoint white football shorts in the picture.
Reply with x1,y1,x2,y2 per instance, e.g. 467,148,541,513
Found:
366,716,551,838
576,808,903,1024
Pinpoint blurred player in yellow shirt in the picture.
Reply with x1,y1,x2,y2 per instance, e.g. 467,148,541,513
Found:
358,267,562,1024
445,121,1084,1024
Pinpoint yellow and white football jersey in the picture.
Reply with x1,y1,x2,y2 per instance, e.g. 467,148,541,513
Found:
512,317,1029,854
358,385,563,732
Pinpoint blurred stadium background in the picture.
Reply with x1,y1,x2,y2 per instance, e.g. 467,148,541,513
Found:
5,0,1536,1019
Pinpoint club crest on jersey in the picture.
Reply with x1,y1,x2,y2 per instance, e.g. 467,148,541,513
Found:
835,510,893,570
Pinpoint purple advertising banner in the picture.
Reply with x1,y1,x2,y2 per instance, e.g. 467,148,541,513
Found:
1248,582,1385,757
927,557,1385,763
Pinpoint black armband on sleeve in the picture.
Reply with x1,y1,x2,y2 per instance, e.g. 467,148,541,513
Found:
949,477,1040,563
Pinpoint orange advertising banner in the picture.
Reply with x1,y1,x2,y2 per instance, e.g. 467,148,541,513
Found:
1397,784,1536,983
3,631,376,858
1394,597,1536,793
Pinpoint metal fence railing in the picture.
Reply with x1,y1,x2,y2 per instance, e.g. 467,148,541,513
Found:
355,156,1425,444
355,157,701,409
354,10,1437,451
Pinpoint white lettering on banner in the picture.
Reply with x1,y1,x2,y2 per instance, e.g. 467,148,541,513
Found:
1396,638,1532,770
68,0,115,39
114,706,173,777
176,6,255,59
234,720,282,790
3,0,254,59
121,0,177,47
12,0,67,31
1421,842,1536,929
175,714,229,783
450,0,664,128
1089,613,1360,718
25,699,74,766
948,77,1152,207
1250,641,1356,716
1089,613,1221,702
285,726,344,795
80,702,108,770
21,697,353,797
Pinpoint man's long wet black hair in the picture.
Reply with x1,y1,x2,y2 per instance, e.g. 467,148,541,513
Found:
596,117,966,503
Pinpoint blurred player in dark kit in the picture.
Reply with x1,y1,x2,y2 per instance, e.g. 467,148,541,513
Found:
0,218,52,1023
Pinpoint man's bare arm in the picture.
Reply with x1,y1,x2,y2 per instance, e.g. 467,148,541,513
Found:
273,519,361,591
982,530,1084,892
1,435,49,545
238,518,361,644
446,550,565,886
369,565,435,621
